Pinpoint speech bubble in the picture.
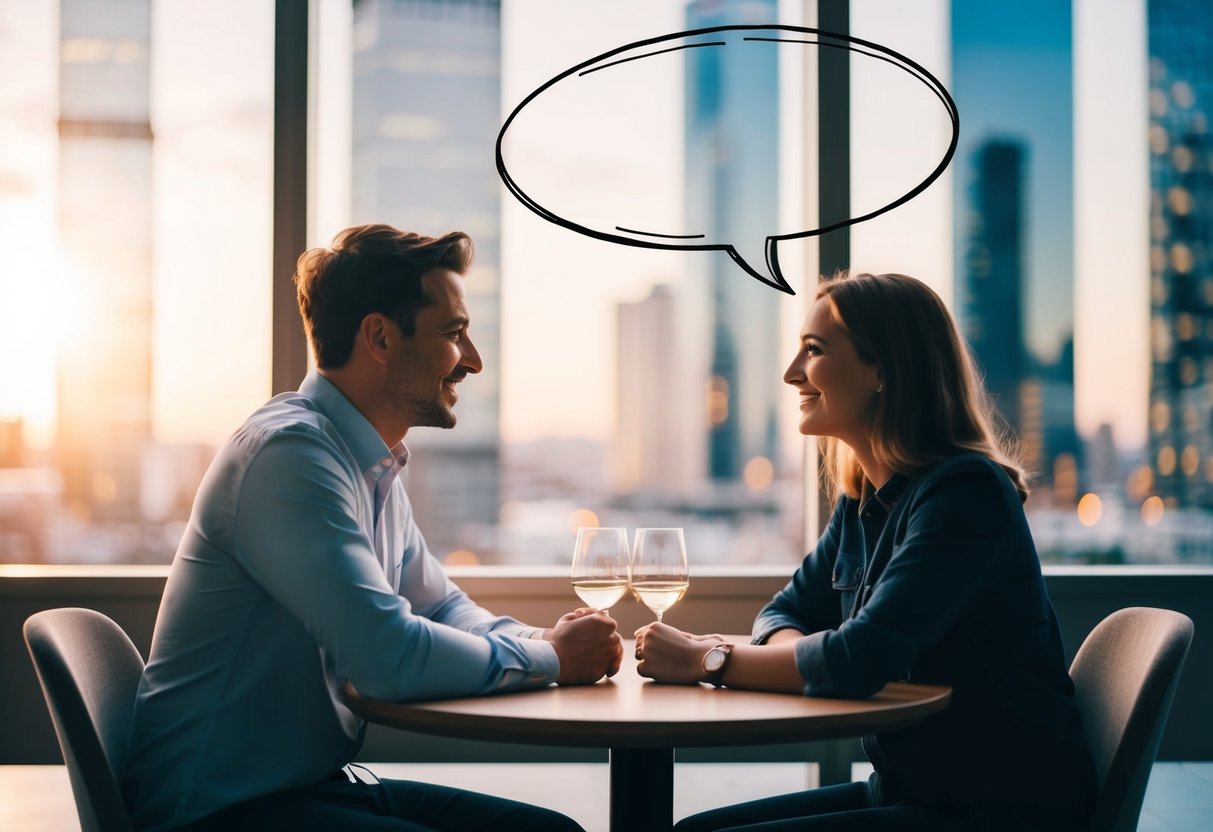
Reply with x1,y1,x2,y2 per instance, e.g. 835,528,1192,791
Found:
497,25,959,295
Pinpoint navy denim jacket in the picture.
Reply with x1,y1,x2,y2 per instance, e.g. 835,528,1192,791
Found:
753,453,1096,813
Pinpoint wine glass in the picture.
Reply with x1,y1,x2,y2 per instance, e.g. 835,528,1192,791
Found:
630,527,689,622
571,526,631,614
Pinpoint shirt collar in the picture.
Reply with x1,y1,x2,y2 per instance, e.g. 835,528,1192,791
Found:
860,472,909,515
298,371,410,476
873,473,908,510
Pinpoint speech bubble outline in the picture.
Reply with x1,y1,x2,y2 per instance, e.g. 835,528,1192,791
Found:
497,24,960,295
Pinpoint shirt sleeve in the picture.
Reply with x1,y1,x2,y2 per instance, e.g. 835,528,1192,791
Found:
391,485,558,689
752,498,848,644
231,427,557,702
793,459,1015,698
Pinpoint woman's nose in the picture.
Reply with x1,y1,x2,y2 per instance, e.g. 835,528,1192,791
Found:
783,355,805,385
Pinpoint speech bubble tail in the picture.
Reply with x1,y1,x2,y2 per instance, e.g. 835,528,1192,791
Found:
725,238,795,295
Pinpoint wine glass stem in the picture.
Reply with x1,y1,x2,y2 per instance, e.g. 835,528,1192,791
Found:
655,610,663,623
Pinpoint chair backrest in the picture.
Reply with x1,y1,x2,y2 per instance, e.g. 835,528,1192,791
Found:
24,607,144,832
1069,606,1194,832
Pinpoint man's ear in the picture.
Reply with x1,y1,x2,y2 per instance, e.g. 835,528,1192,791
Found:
361,313,392,365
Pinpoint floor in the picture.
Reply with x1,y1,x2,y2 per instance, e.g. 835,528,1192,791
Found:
1135,762,1213,832
1,761,1209,830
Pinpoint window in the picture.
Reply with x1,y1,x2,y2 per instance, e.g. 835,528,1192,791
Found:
314,0,811,566
852,0,1211,565
2,0,1206,568
0,0,272,563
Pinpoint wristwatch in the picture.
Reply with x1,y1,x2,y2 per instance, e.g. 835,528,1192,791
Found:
701,643,734,687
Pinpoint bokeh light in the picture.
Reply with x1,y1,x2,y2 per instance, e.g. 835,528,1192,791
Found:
1141,496,1165,527
568,508,599,533
742,456,774,490
444,549,481,566
1076,493,1102,527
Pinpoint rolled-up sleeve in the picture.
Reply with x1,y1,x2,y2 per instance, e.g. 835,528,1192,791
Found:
794,463,1013,698
752,499,847,644
233,429,557,702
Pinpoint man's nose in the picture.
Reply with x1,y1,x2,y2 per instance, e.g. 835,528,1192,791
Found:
461,333,483,374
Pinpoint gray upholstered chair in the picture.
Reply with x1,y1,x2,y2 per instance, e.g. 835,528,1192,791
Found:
24,607,143,832
1070,606,1194,832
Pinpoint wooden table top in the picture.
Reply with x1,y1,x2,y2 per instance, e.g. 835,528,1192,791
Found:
342,640,951,749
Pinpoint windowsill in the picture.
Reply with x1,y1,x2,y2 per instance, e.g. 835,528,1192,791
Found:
4,562,1213,607
0,564,171,579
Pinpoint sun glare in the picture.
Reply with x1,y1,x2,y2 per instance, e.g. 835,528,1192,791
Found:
0,232,100,449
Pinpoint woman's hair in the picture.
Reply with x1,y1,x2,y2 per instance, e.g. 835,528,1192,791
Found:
816,271,1029,503
294,224,473,369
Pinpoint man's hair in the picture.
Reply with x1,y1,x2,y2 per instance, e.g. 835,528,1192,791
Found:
294,224,473,369
817,271,1030,503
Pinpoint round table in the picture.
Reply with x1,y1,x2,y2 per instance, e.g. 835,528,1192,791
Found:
342,641,950,831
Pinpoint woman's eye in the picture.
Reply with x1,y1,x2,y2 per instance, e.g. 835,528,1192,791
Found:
805,344,821,356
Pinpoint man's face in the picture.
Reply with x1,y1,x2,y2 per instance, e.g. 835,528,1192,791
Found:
386,268,482,429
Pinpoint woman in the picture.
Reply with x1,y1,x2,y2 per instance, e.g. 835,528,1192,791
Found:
635,272,1096,831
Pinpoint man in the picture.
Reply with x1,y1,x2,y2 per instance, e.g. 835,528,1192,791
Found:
124,225,621,831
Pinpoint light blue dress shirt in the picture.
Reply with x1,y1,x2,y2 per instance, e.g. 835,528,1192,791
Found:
123,372,558,831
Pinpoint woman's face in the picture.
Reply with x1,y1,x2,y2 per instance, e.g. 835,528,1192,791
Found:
783,296,882,445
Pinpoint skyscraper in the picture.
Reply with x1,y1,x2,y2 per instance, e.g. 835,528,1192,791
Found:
685,0,782,485
960,139,1026,436
614,285,684,494
351,0,502,560
55,0,153,522
1146,0,1213,509
952,1,1079,499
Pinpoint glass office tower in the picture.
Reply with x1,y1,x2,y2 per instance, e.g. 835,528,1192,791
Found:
351,0,502,560
952,1,1080,501
960,139,1026,436
1146,0,1213,509
55,0,153,523
685,0,782,485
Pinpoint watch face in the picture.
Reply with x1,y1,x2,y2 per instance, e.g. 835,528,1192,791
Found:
704,647,726,672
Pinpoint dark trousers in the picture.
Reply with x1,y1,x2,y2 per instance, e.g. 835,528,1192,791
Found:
185,774,584,832
673,777,1087,832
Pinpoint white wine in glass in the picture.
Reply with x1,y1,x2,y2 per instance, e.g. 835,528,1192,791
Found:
630,527,689,622
571,527,630,613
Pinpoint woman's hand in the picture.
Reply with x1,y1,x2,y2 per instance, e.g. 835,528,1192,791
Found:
633,622,723,684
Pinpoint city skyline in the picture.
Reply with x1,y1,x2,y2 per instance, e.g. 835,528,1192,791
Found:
3,0,1211,566
349,0,504,558
952,0,1081,497
0,0,1153,453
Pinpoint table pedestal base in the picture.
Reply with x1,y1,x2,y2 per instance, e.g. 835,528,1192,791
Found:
609,747,673,832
